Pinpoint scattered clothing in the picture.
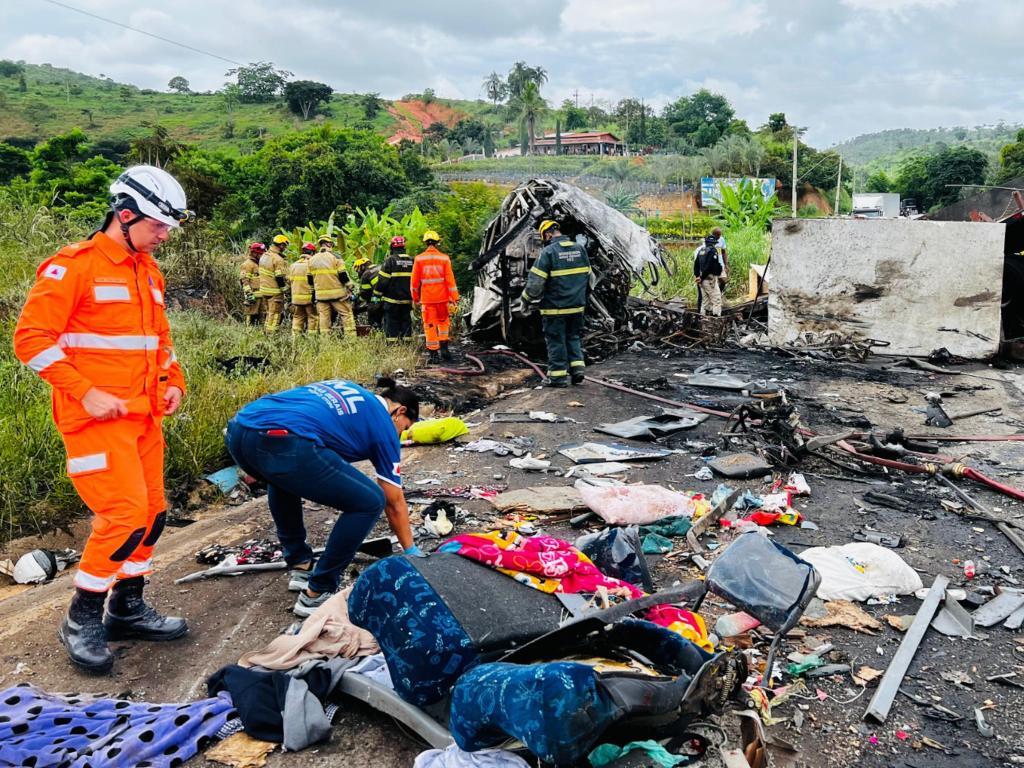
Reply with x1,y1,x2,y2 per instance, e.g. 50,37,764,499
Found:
349,653,394,689
589,739,696,767
207,658,355,752
0,683,235,768
414,744,530,768
197,539,283,566
799,542,923,602
420,485,506,501
402,417,470,445
239,587,378,670
439,531,710,651
578,484,699,525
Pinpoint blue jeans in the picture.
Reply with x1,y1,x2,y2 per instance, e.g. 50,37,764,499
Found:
225,419,385,594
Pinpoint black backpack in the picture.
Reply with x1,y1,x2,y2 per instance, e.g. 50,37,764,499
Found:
694,245,722,279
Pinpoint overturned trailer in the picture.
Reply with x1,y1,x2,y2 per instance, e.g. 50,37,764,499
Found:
467,179,668,347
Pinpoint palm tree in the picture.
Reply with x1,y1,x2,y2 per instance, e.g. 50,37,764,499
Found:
742,138,766,177
512,82,546,155
700,144,728,176
719,135,748,175
678,156,710,189
481,72,506,107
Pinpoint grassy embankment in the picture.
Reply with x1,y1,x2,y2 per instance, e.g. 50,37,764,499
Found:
0,199,417,540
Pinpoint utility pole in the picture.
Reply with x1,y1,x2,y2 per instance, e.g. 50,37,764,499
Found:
791,132,798,216
573,88,579,108
834,154,843,217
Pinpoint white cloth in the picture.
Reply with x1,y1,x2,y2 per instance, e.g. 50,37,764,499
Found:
579,483,697,525
800,542,923,602
414,744,530,768
349,652,394,689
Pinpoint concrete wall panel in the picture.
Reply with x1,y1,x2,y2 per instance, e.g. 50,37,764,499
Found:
767,218,1005,358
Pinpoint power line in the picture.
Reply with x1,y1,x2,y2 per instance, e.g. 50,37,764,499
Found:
38,0,242,67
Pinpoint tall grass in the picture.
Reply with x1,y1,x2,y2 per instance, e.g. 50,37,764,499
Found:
0,198,418,540
640,225,771,305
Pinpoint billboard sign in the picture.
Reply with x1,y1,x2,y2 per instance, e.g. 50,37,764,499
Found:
700,177,777,207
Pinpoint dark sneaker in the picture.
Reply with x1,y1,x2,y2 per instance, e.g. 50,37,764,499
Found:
288,568,313,592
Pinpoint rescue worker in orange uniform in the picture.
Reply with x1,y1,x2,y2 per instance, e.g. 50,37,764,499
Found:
240,242,266,326
289,242,318,336
410,230,459,363
260,234,290,331
13,165,191,673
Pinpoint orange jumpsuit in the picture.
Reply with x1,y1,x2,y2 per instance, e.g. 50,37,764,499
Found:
13,232,185,593
410,245,459,351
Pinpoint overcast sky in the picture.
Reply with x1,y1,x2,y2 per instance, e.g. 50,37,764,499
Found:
4,0,1022,146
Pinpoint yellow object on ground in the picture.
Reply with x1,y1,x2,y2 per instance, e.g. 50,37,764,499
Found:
401,416,469,445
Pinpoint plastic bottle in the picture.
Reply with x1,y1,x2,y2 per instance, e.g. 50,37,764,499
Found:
964,560,976,580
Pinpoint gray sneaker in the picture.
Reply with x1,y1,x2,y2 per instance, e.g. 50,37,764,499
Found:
293,589,335,618
288,568,313,592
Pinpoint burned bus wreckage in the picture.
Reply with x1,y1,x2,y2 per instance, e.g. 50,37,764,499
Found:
467,179,673,351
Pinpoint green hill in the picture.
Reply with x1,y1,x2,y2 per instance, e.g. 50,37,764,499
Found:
834,124,1022,175
0,62,403,153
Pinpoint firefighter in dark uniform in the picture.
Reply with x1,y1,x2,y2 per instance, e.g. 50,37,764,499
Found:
520,220,591,388
375,236,415,341
354,258,383,330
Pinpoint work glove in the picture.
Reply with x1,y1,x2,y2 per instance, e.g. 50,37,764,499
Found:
517,298,536,317
448,301,459,316
243,291,255,306
404,545,427,558
371,296,381,304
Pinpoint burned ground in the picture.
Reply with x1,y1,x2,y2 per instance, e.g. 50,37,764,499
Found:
1,345,1023,767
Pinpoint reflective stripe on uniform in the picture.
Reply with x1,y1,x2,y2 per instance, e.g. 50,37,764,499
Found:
530,267,549,279
74,569,117,592
119,559,152,576
67,452,108,475
27,345,66,372
549,370,568,377
387,271,412,277
570,360,586,367
381,297,412,304
310,269,339,275
59,333,160,350
539,306,585,316
549,267,591,277
420,277,445,284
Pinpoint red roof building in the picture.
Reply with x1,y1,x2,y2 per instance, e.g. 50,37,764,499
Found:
532,131,624,156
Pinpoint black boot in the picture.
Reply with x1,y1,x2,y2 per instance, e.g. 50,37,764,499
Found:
103,576,188,642
59,588,113,674
427,349,441,364
440,342,453,362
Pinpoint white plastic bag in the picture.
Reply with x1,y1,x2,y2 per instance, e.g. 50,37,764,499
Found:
578,483,696,525
799,542,923,602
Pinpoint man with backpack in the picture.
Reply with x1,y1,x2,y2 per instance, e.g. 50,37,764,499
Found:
693,233,725,317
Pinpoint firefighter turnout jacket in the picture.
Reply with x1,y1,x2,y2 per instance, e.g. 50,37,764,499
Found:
308,249,352,300
357,264,380,303
240,255,260,298
411,246,459,305
288,258,313,305
375,252,414,305
258,249,288,297
522,237,591,315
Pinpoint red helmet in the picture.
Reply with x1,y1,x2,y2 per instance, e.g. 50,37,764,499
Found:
301,242,316,253
249,242,267,253
390,235,406,249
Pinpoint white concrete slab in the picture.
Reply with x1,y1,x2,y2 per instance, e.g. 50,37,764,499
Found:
767,218,1005,358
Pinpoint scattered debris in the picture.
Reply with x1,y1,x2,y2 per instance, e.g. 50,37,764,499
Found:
489,486,587,515
205,732,276,768
972,591,1024,627
802,600,883,635
558,441,671,464
707,452,773,479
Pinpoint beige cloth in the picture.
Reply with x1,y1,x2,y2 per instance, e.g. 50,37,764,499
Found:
238,586,378,670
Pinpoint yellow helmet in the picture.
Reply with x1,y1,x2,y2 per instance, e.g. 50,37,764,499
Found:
353,257,370,269
422,230,441,244
538,220,558,236
272,234,290,246
317,234,334,245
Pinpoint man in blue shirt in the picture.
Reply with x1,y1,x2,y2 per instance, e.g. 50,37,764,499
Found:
225,377,422,616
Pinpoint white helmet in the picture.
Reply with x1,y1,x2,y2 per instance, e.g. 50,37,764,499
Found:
109,165,191,227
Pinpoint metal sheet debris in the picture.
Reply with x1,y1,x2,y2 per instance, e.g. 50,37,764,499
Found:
558,441,672,464
972,591,1024,627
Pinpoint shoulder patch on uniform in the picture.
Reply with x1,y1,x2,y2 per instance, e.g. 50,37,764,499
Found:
42,263,68,281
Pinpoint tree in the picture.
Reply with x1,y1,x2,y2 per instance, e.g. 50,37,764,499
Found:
865,170,892,193
482,72,507,107
167,76,190,94
359,92,383,121
80,108,97,128
663,89,735,148
0,60,24,78
511,82,546,155
894,155,931,208
923,145,988,209
561,99,588,131
118,85,133,101
225,61,292,103
421,88,436,105
423,122,450,143
18,72,27,92
995,129,1024,183
221,83,241,119
506,61,547,100
555,119,562,156
0,142,31,184
450,119,487,146
766,112,787,133
283,80,333,120
129,124,182,167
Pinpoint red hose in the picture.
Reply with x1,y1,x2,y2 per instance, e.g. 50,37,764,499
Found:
438,354,486,376
962,467,1024,502
477,349,548,380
